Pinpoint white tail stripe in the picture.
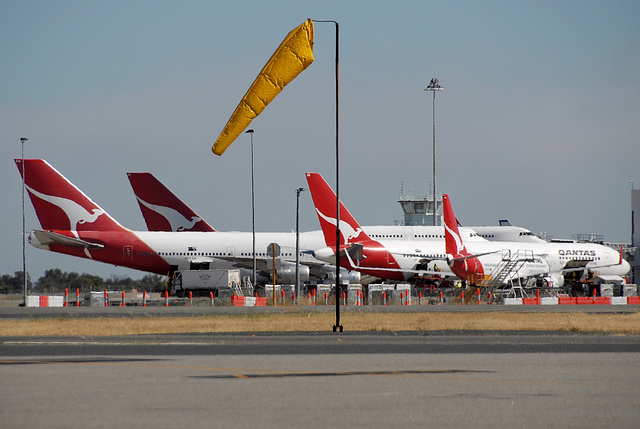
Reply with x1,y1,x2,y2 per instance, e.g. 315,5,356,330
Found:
315,208,363,244
136,196,202,232
26,184,105,230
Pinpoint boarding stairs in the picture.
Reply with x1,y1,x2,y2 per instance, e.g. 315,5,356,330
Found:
232,281,243,297
487,249,535,287
242,276,254,297
232,277,255,297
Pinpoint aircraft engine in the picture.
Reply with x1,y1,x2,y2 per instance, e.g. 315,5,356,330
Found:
323,268,361,284
446,254,455,267
273,264,310,284
543,273,564,288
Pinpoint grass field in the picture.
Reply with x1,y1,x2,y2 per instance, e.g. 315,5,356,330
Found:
1,310,640,336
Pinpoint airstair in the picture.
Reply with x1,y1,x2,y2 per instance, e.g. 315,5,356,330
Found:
242,276,254,297
487,249,535,287
232,276,255,297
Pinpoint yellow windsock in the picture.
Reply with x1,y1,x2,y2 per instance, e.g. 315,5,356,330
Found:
212,19,315,156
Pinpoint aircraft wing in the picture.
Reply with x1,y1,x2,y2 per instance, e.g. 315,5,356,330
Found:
31,230,104,249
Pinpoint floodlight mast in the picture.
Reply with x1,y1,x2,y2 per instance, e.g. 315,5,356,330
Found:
425,78,443,226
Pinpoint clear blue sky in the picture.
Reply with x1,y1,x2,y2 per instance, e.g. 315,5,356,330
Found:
1,0,639,281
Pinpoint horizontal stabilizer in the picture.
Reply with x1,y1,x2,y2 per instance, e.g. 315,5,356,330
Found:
31,230,104,249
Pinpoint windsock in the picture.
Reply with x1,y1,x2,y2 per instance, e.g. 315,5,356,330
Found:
212,19,314,156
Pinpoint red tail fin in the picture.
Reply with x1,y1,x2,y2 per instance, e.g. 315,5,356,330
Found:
127,172,215,232
443,194,469,257
305,173,370,246
15,159,124,232
442,193,484,281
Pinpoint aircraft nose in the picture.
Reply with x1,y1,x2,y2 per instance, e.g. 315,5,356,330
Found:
621,259,631,274
313,247,337,264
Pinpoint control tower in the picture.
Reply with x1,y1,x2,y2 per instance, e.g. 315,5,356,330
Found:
398,195,442,226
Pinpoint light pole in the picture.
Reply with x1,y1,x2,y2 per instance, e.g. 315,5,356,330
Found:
20,137,28,307
425,78,443,226
295,187,306,304
245,129,256,288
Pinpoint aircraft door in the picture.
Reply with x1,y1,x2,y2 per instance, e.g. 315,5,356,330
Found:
123,245,133,262
226,246,235,257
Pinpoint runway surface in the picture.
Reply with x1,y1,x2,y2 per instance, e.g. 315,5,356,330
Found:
2,332,640,428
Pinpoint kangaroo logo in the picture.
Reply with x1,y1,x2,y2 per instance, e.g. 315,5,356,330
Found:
136,196,202,232
316,208,364,243
443,221,465,255
26,184,104,230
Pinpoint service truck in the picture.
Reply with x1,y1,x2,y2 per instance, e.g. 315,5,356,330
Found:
170,269,241,296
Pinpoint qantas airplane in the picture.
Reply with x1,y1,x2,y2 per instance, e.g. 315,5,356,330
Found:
126,171,546,283
127,171,543,245
306,172,630,287
442,193,631,286
15,159,363,286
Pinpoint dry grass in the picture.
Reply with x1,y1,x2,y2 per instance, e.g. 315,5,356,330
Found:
1,311,640,336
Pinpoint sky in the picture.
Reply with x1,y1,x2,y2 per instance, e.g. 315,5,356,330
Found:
1,0,639,281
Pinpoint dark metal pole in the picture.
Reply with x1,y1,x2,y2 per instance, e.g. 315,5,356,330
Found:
313,19,342,331
21,138,28,307
295,187,305,304
333,22,342,332
245,129,256,288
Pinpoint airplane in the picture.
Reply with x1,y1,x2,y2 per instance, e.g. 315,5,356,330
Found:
126,170,513,282
127,171,542,243
307,172,458,282
306,172,631,287
15,159,364,288
441,193,631,287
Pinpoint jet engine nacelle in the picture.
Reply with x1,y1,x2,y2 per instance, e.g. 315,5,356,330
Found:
542,273,564,288
273,264,310,284
322,267,361,284
446,254,456,267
